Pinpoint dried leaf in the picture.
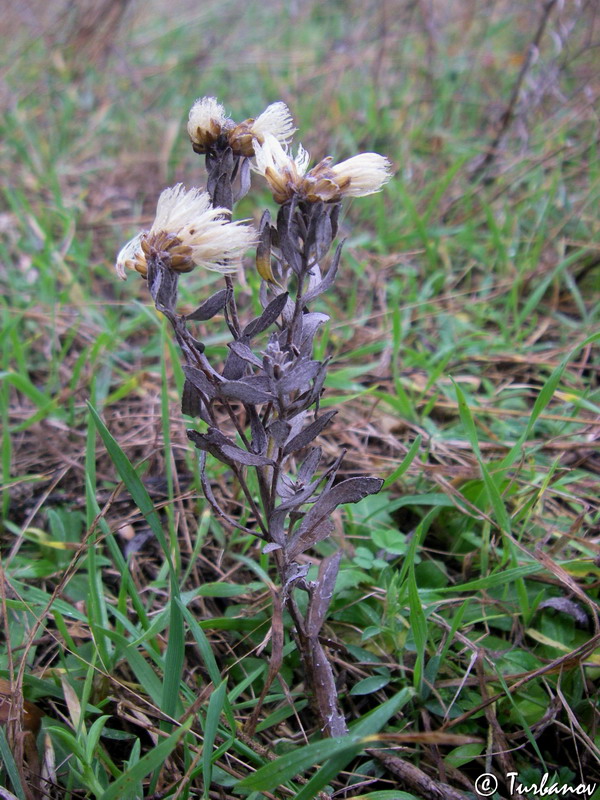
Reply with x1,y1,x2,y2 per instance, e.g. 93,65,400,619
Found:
147,256,178,310
187,428,274,467
236,157,251,201
289,476,383,558
0,679,43,735
256,220,277,284
263,542,282,553
289,518,335,560
298,447,322,484
277,204,303,274
182,365,218,399
220,380,274,405
302,241,344,305
243,292,289,339
186,288,228,321
61,676,81,729
299,312,330,355
198,452,257,536
283,409,337,455
312,208,333,260
307,638,348,736
228,340,263,368
277,358,323,396
267,419,291,447
538,597,589,626
181,379,208,420
222,348,247,380
248,407,267,455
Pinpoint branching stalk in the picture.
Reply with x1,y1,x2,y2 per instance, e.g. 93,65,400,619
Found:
116,97,392,736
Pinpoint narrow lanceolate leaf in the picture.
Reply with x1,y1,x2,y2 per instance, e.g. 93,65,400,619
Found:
289,477,383,558
87,402,184,719
302,240,344,305
182,365,218,399
236,735,368,792
293,689,415,800
186,288,228,321
283,409,337,454
203,680,228,798
243,292,289,339
187,428,274,467
0,727,26,800
307,550,342,637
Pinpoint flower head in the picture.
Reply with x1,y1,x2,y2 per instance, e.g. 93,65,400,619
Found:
116,184,255,279
188,97,296,157
253,133,311,204
330,153,393,197
253,135,393,204
187,97,233,153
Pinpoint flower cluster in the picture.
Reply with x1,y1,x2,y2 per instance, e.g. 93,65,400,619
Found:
187,96,296,157
116,97,392,282
114,95,393,741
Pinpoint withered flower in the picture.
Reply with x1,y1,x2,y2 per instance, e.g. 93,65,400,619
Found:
188,96,295,157
330,153,394,196
253,133,311,203
254,133,393,203
187,96,233,153
115,184,255,279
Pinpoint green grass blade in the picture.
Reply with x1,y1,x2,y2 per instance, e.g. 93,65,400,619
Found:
0,727,26,800
100,720,191,800
177,600,236,732
202,679,228,798
87,401,184,720
382,434,422,489
407,564,427,693
236,735,368,793
293,689,416,800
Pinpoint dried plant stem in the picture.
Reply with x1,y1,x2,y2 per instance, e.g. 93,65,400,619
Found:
470,0,558,180
121,99,390,739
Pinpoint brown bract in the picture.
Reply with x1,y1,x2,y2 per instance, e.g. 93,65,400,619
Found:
139,232,194,277
253,134,392,205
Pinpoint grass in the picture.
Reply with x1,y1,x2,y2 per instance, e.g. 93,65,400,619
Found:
1,0,599,798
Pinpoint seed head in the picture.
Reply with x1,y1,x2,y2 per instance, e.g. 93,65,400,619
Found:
187,97,233,153
253,134,311,204
116,184,255,279
188,97,296,157
253,135,392,204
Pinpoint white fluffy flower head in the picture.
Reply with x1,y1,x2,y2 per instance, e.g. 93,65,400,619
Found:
187,97,232,151
116,184,255,279
331,153,393,197
253,133,310,203
187,97,296,157
253,135,392,204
